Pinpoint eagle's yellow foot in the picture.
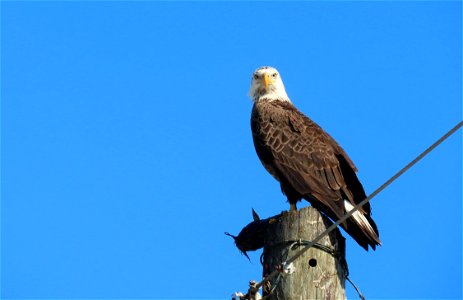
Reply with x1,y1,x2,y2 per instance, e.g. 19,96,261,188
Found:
290,203,297,211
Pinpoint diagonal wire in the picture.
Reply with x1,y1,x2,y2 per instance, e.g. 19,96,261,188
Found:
251,120,463,294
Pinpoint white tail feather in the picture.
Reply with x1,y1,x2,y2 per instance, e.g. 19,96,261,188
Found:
344,200,375,236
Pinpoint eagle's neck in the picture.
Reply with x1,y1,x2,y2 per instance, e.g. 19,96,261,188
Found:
253,91,291,103
256,97,292,104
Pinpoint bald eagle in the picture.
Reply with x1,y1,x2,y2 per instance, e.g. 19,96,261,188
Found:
249,66,381,251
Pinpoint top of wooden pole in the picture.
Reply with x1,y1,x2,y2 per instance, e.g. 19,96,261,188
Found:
261,206,347,300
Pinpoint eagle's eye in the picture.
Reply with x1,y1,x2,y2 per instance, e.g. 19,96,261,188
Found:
253,74,259,80
272,73,278,78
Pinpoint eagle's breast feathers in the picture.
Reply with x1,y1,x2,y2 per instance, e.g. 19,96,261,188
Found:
251,100,356,209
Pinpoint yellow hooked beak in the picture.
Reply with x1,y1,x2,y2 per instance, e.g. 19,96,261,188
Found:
262,73,274,88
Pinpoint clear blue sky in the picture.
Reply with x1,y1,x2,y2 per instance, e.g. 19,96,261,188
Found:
2,1,461,299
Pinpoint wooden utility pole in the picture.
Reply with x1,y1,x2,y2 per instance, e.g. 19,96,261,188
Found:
261,206,347,299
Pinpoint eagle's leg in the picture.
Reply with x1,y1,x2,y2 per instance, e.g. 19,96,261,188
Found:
289,202,297,211
284,187,300,211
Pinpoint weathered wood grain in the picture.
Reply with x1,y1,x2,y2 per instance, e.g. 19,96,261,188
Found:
262,206,347,300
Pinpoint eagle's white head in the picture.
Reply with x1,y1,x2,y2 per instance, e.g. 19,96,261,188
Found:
248,66,291,103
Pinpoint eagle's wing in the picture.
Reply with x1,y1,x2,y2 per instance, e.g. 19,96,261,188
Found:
252,102,355,213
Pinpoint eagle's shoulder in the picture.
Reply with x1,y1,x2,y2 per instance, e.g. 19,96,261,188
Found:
251,99,357,172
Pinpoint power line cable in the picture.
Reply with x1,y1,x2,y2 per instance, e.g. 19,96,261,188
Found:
250,120,463,295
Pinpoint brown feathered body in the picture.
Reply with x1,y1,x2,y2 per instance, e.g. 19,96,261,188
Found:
251,99,381,250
